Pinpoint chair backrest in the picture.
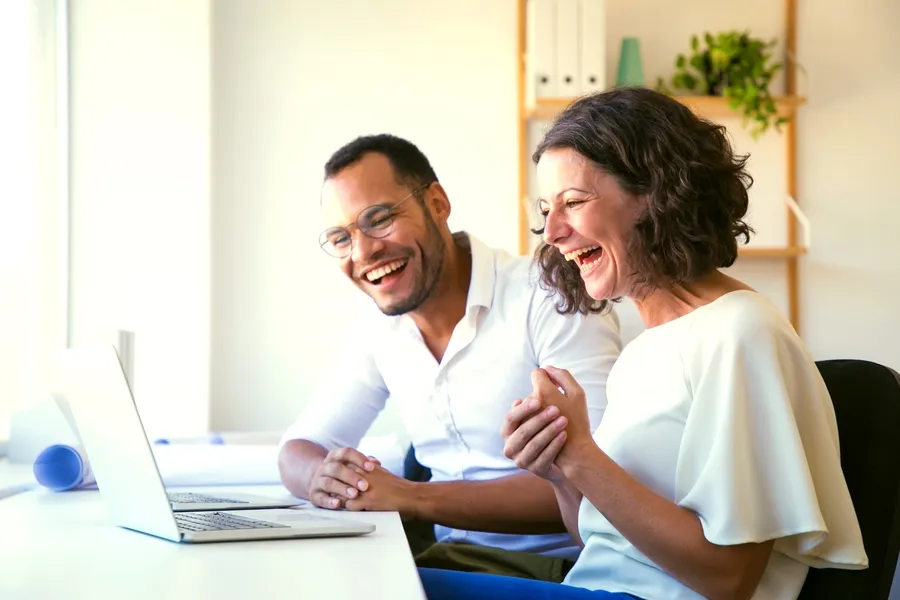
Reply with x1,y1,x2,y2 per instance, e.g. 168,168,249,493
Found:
799,359,900,600
403,444,432,483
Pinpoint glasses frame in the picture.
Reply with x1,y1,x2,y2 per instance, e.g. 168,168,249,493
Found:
318,182,432,259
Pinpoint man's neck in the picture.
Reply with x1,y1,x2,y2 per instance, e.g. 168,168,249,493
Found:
409,238,472,347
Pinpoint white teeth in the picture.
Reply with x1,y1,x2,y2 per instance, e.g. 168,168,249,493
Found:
365,259,407,282
563,246,600,261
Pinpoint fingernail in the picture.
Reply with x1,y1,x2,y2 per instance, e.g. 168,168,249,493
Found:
358,480,368,491
556,416,567,427
545,406,559,417
364,461,374,471
331,498,339,507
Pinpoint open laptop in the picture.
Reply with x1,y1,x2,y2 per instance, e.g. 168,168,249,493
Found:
50,344,375,543
50,344,302,512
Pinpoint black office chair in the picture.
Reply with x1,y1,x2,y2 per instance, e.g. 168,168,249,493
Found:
799,359,900,599
403,445,431,484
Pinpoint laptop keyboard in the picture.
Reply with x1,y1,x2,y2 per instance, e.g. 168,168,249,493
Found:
175,511,290,532
167,492,249,505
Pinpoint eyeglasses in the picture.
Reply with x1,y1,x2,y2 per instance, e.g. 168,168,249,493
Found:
319,183,431,259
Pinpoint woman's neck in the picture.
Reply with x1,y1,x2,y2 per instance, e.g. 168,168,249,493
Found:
631,271,754,329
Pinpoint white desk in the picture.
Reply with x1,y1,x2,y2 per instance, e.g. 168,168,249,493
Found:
0,465,426,600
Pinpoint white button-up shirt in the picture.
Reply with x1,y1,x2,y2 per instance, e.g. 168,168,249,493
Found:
282,232,622,556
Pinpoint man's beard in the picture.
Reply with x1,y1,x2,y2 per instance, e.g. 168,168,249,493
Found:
378,214,447,316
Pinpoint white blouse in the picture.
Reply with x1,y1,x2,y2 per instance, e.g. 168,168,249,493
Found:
564,290,868,600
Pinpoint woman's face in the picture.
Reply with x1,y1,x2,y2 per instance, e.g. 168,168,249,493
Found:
536,147,642,302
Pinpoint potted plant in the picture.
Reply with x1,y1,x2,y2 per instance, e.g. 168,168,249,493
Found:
656,31,788,138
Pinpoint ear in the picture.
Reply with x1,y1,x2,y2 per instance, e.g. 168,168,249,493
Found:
424,182,452,224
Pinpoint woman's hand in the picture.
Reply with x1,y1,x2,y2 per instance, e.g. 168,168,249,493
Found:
500,395,568,483
530,366,595,469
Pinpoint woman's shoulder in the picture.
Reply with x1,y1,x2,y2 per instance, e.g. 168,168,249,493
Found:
685,290,797,345
674,290,819,387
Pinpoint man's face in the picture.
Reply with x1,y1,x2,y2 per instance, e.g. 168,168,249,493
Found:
320,153,447,316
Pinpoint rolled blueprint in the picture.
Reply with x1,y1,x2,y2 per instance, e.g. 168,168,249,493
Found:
30,433,406,492
32,444,97,491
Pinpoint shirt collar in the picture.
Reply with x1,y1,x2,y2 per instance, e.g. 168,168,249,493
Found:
455,231,495,313
386,230,495,335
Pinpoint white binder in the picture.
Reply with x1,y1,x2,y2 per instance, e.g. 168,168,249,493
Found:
527,0,557,100
555,0,580,98
579,0,606,94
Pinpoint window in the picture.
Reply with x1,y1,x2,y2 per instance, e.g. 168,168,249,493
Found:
0,0,68,446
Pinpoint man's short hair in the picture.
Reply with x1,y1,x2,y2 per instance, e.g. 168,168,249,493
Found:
324,134,439,195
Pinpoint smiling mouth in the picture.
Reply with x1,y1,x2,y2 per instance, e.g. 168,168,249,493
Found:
564,246,603,271
364,259,408,285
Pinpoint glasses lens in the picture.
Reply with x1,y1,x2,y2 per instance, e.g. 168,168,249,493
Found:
320,227,352,257
359,205,394,238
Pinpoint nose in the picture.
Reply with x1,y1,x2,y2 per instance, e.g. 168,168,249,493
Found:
350,229,385,264
542,208,570,246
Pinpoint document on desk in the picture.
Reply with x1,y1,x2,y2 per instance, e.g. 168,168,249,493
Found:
153,444,282,487
30,443,284,492
29,432,406,492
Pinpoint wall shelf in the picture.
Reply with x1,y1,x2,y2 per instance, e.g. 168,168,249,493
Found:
739,246,808,258
525,95,807,121
516,0,806,332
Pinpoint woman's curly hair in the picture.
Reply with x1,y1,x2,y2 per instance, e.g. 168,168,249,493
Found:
532,86,754,315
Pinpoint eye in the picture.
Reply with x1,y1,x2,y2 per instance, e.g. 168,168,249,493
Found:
361,206,393,230
325,229,351,247
564,199,586,208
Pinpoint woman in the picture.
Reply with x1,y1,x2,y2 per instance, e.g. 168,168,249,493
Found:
417,87,868,599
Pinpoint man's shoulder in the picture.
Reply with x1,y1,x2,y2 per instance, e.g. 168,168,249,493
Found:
489,246,620,331
488,245,545,296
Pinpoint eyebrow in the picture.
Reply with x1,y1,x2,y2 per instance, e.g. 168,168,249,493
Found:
556,187,592,197
538,187,594,204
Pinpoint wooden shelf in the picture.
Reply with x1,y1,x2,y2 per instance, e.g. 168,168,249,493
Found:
739,246,807,258
525,94,807,121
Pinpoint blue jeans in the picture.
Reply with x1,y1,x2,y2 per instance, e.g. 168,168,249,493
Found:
418,568,641,600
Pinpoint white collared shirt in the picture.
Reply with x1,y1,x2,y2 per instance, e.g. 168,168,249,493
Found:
282,232,622,556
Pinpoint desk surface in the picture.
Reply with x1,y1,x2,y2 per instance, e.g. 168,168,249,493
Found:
0,467,426,600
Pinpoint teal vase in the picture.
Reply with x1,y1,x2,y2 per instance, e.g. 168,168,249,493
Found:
615,37,644,87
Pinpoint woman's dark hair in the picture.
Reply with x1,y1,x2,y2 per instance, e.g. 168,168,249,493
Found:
532,86,754,315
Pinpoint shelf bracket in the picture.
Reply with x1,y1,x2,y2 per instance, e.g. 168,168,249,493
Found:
784,194,811,250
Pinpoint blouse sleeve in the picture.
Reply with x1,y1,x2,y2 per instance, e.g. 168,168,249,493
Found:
674,312,868,569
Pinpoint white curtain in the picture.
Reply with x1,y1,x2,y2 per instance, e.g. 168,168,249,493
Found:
0,0,68,444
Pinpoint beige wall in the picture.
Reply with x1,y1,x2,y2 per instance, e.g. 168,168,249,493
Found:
68,0,211,437
210,0,518,434
796,0,900,368
210,0,900,435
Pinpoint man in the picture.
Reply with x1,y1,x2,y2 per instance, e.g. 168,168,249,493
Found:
278,134,621,581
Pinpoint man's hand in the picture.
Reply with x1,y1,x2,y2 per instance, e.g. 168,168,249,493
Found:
344,465,419,520
307,447,379,510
